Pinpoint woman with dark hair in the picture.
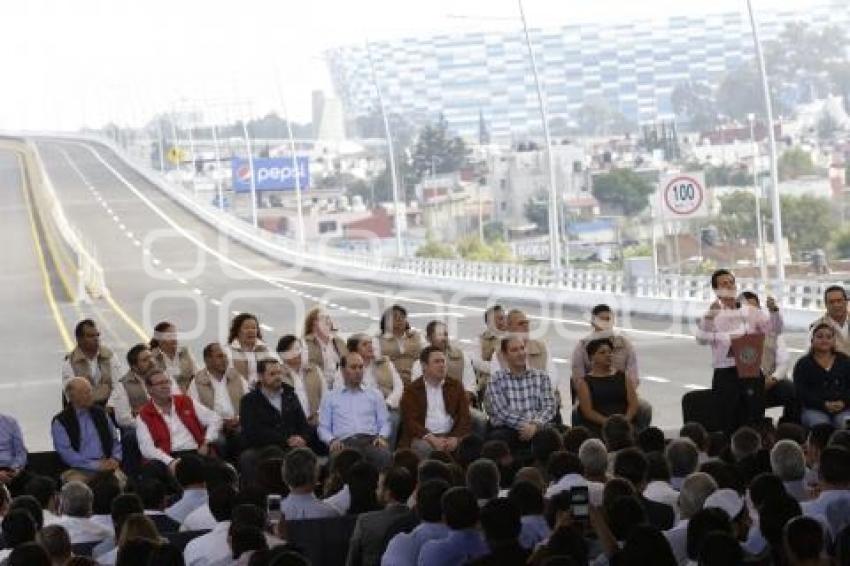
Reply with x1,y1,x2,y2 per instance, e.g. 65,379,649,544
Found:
376,304,424,385
574,338,640,435
227,313,271,385
149,321,196,392
793,322,850,428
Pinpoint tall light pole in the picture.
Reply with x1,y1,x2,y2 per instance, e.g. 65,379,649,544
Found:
518,0,566,274
273,73,306,248
241,117,259,228
746,0,785,287
748,113,768,284
366,40,404,257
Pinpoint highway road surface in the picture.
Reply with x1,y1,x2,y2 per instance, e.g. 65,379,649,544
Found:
0,137,819,448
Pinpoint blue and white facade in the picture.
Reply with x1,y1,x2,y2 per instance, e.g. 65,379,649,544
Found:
326,1,850,141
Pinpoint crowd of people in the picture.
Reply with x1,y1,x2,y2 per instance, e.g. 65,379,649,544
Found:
0,268,845,565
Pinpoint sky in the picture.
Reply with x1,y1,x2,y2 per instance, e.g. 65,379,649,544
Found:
0,0,821,131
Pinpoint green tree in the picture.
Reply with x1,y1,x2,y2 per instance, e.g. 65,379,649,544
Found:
482,221,506,243
591,169,655,216
415,238,456,259
671,81,718,131
456,236,513,262
831,227,850,258
778,148,816,181
410,114,469,180
716,192,761,242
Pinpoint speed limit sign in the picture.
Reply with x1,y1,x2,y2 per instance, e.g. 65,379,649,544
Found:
659,173,708,219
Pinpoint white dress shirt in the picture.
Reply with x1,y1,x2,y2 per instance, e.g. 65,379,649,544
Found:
410,352,477,394
108,374,180,428
333,360,403,409
53,515,114,544
135,398,223,465
424,379,453,435
187,374,246,419
181,503,216,531
184,520,231,566
166,488,209,524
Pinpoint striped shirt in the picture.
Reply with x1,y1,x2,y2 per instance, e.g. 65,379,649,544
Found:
486,367,556,429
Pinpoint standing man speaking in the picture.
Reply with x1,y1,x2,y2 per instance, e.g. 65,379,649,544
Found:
696,269,775,434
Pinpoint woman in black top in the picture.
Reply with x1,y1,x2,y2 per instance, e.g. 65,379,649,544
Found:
793,322,850,428
575,338,639,434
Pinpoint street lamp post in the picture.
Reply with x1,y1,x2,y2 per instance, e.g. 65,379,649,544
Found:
518,0,566,275
748,113,769,284
241,119,259,228
274,73,306,248
746,0,786,288
366,39,405,257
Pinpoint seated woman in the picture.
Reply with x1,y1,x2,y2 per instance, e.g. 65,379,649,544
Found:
793,323,850,429
574,338,640,435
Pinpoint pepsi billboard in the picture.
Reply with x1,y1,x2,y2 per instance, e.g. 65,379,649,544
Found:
231,157,310,193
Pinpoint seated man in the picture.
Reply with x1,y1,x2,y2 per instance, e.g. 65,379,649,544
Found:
0,413,28,496
318,352,392,470
54,481,113,544
51,377,123,484
61,319,123,406
571,304,651,429
280,448,338,520
399,346,472,459
419,486,488,566
485,336,557,454
239,358,310,452
135,370,223,471
188,342,248,457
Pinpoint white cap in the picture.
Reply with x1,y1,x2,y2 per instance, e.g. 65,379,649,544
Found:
704,488,744,519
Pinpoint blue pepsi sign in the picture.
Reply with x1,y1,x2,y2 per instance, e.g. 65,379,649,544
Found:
231,157,310,193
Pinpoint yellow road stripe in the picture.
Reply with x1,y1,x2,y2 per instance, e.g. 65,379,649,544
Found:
17,151,74,351
104,292,148,342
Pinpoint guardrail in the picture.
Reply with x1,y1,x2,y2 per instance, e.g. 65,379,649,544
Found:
21,132,843,330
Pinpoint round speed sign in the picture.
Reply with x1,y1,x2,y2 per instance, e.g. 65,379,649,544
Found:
662,175,704,216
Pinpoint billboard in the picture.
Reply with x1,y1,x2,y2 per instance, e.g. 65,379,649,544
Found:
231,157,310,193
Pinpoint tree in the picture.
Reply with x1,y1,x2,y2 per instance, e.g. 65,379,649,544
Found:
482,221,506,243
778,148,816,181
456,236,513,262
410,114,469,180
671,81,718,131
831,227,850,258
591,169,655,216
524,193,549,232
716,192,761,242
415,238,456,259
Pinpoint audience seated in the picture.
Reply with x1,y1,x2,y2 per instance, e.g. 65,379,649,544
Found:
280,448,338,520
469,497,529,565
164,455,207,524
381,479,450,566
53,482,113,544
418,486,488,566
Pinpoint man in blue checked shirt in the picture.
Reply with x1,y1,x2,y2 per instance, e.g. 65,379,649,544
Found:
0,413,28,496
318,351,392,470
485,335,557,454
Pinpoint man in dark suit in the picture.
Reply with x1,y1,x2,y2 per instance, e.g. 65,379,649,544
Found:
239,358,310,451
346,466,417,566
400,346,472,459
613,447,675,531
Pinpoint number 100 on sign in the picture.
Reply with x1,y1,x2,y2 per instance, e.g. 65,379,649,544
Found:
660,174,707,219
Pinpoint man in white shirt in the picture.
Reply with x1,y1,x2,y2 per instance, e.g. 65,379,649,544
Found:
53,481,113,544
135,370,223,473
801,446,850,538
188,343,248,460
165,455,208,524
62,319,124,405
183,485,238,566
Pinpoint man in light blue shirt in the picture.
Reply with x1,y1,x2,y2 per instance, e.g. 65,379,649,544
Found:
419,486,488,566
801,446,850,538
51,378,123,485
0,413,28,496
318,352,391,470
383,479,450,566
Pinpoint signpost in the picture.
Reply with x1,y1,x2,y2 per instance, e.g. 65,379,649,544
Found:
655,172,708,275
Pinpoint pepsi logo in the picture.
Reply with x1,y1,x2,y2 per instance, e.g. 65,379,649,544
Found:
236,165,252,183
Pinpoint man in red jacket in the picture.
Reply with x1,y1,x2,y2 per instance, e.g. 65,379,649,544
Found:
136,370,223,473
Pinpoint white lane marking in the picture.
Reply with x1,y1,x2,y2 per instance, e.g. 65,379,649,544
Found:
133,240,142,247
683,384,708,390
407,312,466,318
192,288,203,295
458,339,473,344
152,258,161,266
260,323,274,332
643,376,671,383
232,310,240,316
118,224,126,230
552,357,569,364
176,277,188,285
210,298,222,306
164,267,173,274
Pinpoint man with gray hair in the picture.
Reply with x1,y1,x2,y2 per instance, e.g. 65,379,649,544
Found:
665,438,699,490
53,481,112,544
280,448,338,519
578,438,608,483
770,440,808,502
664,472,718,565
